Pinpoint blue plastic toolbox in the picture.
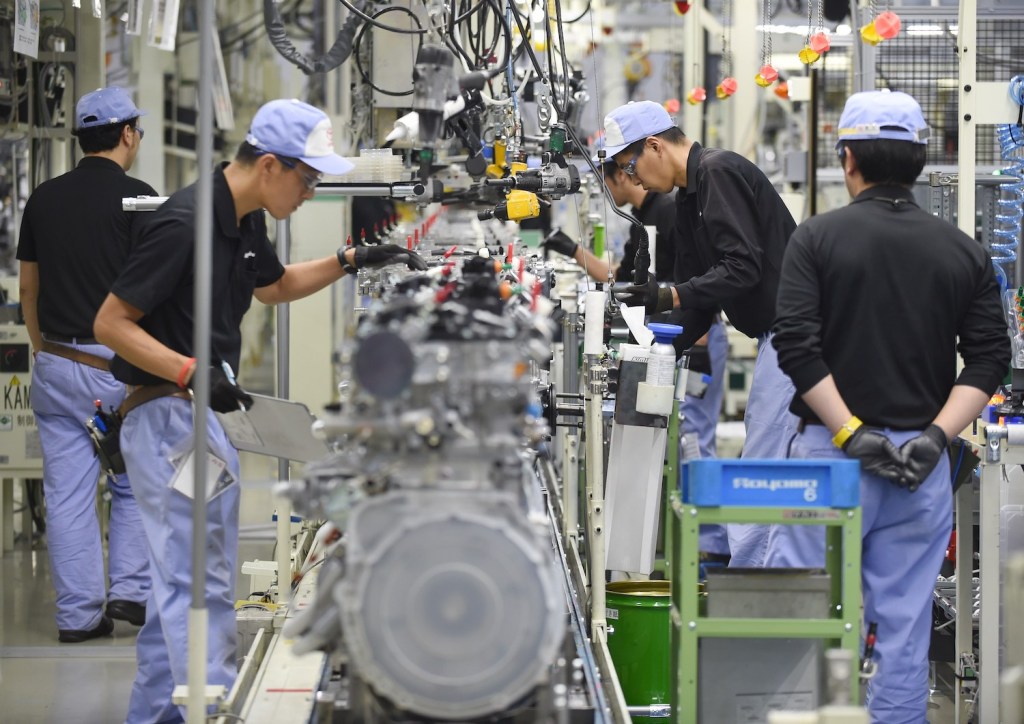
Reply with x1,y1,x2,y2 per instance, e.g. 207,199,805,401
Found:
681,459,860,508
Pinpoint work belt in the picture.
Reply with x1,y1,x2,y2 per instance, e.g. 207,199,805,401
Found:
41,341,111,372
118,383,192,418
796,418,825,434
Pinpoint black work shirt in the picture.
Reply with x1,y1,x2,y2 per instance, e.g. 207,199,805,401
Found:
672,142,796,350
773,185,1009,429
109,165,285,386
16,156,157,337
616,191,678,283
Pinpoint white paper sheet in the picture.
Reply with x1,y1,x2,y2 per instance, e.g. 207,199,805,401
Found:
619,304,653,347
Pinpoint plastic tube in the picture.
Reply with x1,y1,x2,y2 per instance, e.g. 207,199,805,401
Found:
992,76,1024,291
584,290,606,355
997,76,1024,365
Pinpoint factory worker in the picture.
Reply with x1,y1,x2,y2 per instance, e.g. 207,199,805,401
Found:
94,98,427,723
608,100,801,566
542,155,679,284
547,150,732,560
18,86,155,642
767,90,1009,723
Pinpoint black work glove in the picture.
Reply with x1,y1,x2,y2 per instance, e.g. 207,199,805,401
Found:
353,244,428,271
842,426,905,484
898,424,949,492
612,273,674,315
542,229,578,259
190,365,254,414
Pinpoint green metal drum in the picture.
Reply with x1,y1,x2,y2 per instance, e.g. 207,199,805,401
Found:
606,581,671,720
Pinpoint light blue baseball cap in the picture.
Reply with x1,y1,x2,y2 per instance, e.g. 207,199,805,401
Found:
602,101,677,157
836,90,930,147
75,87,146,130
245,99,354,176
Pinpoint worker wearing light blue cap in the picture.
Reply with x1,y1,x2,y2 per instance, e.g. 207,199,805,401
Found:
834,89,931,146
94,97,427,723
605,100,800,567
18,85,155,643
768,89,1008,723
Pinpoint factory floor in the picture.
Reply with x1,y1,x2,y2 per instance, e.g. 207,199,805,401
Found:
0,450,968,723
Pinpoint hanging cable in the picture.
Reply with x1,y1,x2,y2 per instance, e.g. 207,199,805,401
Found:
333,0,427,34
353,6,424,96
507,2,547,82
553,0,573,120
561,0,591,24
264,0,369,74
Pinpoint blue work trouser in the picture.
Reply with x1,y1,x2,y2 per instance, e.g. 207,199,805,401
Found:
764,425,952,724
121,397,240,724
680,320,730,555
728,332,800,567
31,342,148,632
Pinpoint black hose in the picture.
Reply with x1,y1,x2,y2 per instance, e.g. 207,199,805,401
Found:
264,0,369,74
353,6,423,96
333,0,427,34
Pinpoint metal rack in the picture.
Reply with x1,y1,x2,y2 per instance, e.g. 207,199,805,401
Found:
670,459,863,723
933,576,981,628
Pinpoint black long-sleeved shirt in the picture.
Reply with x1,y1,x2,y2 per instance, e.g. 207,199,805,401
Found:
672,142,797,350
773,184,1010,429
616,191,677,283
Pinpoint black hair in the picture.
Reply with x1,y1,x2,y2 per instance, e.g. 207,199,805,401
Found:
601,160,620,179
618,126,686,160
236,141,263,165
841,138,926,186
74,117,137,154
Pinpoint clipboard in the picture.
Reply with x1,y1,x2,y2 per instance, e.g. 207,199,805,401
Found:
215,394,329,462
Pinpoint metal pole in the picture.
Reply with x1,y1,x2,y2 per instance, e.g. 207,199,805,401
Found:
313,183,426,197
681,0,705,143
954,480,975,724
275,219,292,607
957,0,978,242
807,67,818,218
849,0,866,94
187,0,216,719
584,357,607,639
561,294,580,544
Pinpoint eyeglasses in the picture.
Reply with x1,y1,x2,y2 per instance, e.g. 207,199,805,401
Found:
272,154,322,192
134,125,144,140
836,146,846,162
619,144,645,177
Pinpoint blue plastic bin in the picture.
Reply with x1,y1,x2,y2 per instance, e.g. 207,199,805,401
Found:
681,459,860,508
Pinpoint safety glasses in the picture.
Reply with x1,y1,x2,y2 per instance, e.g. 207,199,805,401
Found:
271,154,322,191
619,144,645,177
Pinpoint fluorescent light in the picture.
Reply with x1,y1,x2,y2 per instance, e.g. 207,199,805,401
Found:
906,24,958,37
755,24,823,37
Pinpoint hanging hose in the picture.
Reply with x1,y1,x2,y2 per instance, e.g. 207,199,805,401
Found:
996,76,1024,364
263,0,369,75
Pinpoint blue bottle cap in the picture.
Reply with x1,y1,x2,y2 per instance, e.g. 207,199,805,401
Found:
648,322,683,345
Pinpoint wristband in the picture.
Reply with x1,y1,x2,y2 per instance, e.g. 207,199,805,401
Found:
176,357,197,389
832,415,863,449
337,248,358,275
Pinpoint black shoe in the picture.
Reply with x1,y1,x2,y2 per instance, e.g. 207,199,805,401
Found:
106,599,146,627
58,615,114,643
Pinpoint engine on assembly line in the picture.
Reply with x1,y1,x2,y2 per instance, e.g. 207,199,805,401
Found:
278,253,566,721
